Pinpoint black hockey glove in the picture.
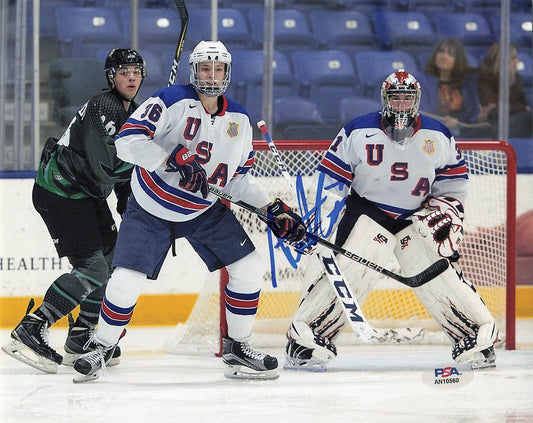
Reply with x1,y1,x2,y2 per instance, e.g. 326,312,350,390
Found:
166,144,208,198
266,198,306,243
114,181,131,217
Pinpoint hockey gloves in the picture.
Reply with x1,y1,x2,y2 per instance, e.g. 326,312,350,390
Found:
266,198,307,243
291,234,318,255
412,196,464,258
166,144,208,198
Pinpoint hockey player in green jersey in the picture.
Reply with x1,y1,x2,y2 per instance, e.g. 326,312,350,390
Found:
2,48,146,373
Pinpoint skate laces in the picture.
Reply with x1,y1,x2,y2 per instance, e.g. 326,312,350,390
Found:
83,334,110,374
35,317,54,351
241,343,265,361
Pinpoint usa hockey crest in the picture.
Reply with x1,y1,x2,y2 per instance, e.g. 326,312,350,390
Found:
226,122,239,138
422,139,436,155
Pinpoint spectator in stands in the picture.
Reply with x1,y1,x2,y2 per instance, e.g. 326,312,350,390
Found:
477,42,532,139
418,38,490,138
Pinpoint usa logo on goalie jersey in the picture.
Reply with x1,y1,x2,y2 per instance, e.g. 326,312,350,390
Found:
316,111,468,220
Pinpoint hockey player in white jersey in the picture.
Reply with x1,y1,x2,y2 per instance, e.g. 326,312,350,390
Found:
73,40,306,382
286,70,498,371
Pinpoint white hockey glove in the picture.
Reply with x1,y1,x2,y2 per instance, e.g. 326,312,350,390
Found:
412,196,464,258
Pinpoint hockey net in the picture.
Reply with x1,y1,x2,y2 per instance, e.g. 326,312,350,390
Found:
165,140,516,355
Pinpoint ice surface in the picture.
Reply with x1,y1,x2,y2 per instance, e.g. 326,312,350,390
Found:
1,321,533,423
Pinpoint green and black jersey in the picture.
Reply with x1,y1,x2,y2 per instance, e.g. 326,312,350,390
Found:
36,89,137,200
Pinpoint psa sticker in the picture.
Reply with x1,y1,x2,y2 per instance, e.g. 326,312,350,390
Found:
422,366,474,389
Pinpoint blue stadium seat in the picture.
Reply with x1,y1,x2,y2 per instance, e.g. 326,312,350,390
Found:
330,0,388,16
248,9,317,54
291,50,358,122
119,8,182,57
55,7,122,57
462,0,501,14
339,96,382,123
372,11,438,54
49,57,108,124
231,49,296,108
220,0,285,9
517,50,532,88
404,0,455,12
511,0,532,12
354,50,419,96
490,13,533,48
187,8,251,51
273,96,337,140
432,12,494,57
308,11,375,53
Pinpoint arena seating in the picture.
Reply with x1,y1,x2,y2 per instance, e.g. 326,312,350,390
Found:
37,0,531,140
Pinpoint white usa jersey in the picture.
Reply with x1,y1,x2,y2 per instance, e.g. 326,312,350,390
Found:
317,111,468,219
115,84,270,222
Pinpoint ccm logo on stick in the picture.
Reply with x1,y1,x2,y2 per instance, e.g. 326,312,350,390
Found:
321,255,364,323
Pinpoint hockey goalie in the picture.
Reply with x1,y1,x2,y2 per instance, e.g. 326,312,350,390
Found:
285,70,498,371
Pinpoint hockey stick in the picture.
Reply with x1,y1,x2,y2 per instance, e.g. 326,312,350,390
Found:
318,250,423,344
168,0,189,87
256,121,425,344
208,186,448,289
255,121,449,288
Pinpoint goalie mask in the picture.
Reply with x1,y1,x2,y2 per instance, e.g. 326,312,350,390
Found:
105,48,146,95
381,69,421,146
189,40,232,97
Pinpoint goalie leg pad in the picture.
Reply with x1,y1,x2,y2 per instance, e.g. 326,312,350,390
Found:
290,214,398,343
452,322,498,370
284,321,337,371
394,225,498,365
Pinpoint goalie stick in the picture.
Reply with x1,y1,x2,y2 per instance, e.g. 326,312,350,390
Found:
256,121,426,344
168,0,189,87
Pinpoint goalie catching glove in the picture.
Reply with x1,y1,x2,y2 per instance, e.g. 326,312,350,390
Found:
266,198,307,243
166,144,208,198
412,196,464,258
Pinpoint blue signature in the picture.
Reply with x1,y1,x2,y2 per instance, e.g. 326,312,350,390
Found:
266,172,346,287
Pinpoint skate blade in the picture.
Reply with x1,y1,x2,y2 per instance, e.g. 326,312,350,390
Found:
63,352,120,367
224,365,279,380
73,370,101,383
283,358,327,372
471,361,496,370
2,339,58,374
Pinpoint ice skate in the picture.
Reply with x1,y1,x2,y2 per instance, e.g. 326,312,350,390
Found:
63,319,121,367
222,337,279,380
72,336,119,383
2,311,63,373
452,324,497,370
284,322,337,372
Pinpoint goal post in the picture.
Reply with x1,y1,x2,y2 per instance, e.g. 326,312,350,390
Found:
165,139,516,355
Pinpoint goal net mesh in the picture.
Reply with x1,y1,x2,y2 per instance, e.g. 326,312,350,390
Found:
165,140,515,355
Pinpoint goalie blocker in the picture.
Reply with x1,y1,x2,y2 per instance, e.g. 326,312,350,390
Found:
286,210,498,371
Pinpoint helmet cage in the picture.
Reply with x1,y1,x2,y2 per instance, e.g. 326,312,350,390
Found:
381,70,421,145
189,41,232,97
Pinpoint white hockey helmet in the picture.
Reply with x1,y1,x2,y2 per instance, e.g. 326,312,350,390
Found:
189,40,232,97
381,69,421,145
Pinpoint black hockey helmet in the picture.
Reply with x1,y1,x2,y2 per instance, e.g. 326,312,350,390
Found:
105,48,146,88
